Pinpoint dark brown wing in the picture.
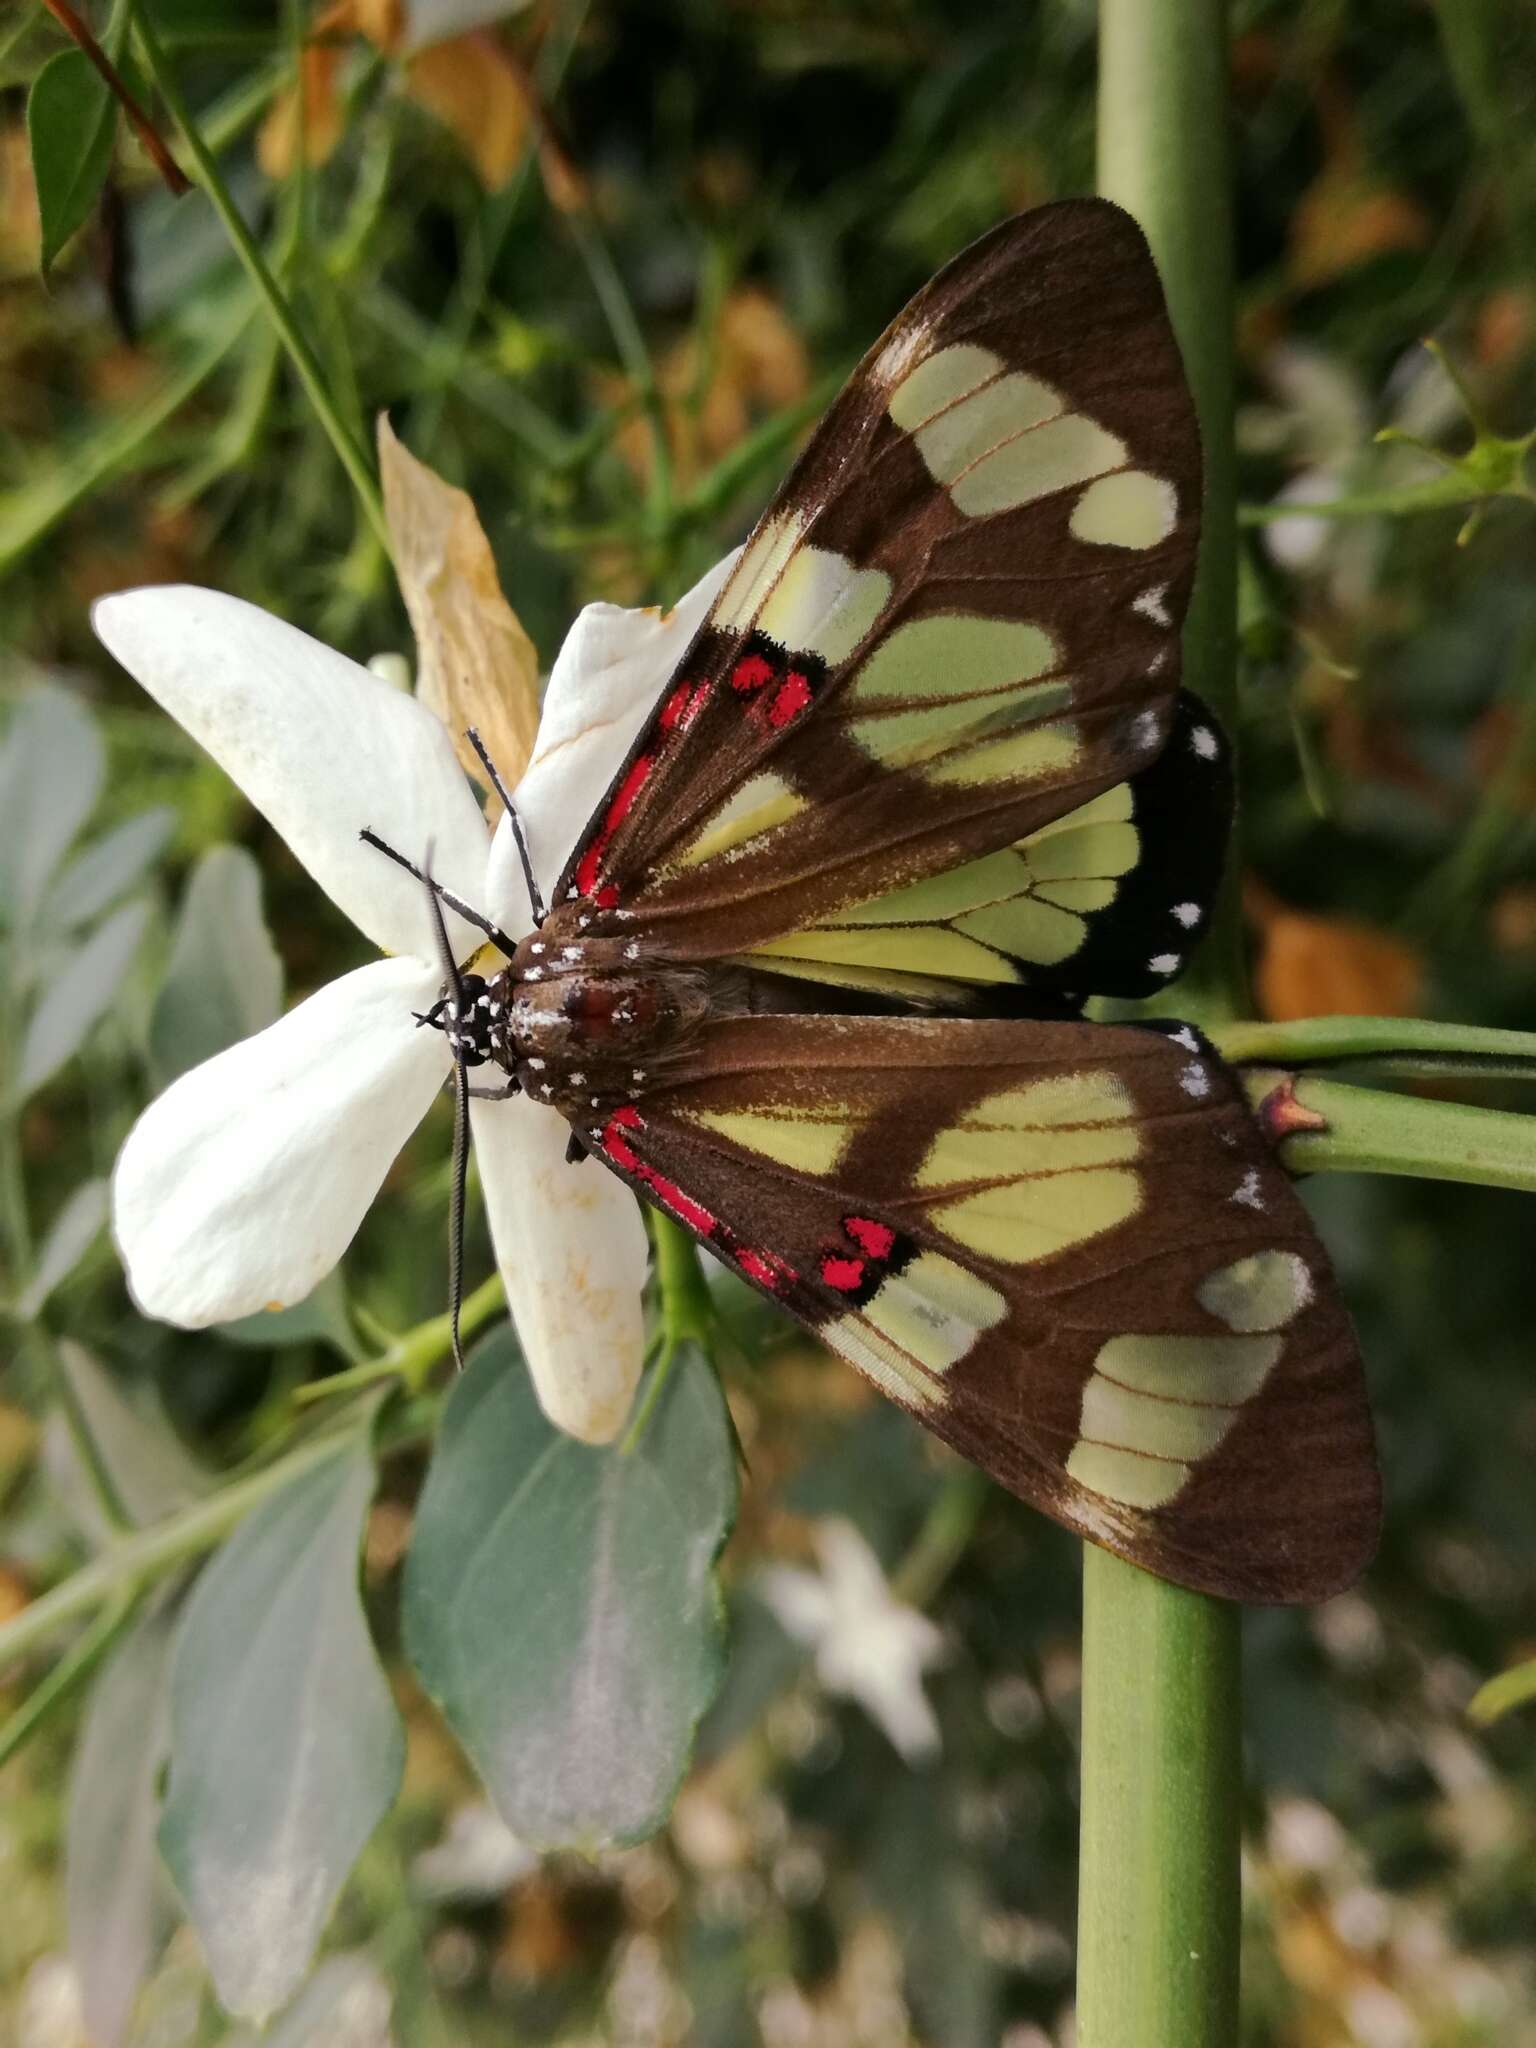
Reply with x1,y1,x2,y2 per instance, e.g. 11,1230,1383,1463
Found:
555,199,1209,985
587,1012,1378,1604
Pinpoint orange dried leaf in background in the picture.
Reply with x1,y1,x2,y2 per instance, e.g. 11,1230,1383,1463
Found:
1255,901,1423,1022
378,416,541,799
1474,287,1533,370
408,32,530,189
1290,169,1429,289
257,45,346,177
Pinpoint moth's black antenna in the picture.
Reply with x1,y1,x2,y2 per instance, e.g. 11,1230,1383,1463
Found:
361,830,520,957
421,842,471,1373
466,727,546,927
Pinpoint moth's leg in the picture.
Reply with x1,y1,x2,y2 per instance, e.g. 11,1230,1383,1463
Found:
564,1129,588,1165
359,828,519,955
465,1078,521,1100
466,726,546,927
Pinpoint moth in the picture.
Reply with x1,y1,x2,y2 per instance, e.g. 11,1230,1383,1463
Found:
381,198,1380,1605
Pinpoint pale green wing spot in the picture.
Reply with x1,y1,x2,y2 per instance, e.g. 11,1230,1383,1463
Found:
924,720,1081,788
750,924,1014,982
757,547,892,665
916,1074,1143,1263
885,342,1010,428
665,772,807,871
684,1103,853,1177
714,512,806,630
856,1253,1007,1377
951,414,1127,520
1069,470,1179,549
1065,1251,1314,1510
823,1314,949,1412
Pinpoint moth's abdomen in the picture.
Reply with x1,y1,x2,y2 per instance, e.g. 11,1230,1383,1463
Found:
507,936,713,1110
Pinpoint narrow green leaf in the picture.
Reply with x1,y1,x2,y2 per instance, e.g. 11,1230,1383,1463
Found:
158,1424,403,2021
26,49,118,278
54,1340,212,1539
404,1333,736,1850
16,899,150,1102
18,1178,109,1318
0,686,105,931
47,808,175,931
149,846,283,1086
1468,1657,1536,1727
65,1607,177,2048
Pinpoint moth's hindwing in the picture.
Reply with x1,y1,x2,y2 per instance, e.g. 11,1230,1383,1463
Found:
590,1013,1378,1605
558,198,1210,993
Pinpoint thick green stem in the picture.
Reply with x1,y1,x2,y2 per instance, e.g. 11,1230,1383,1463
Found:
1086,5,1243,2044
1077,1550,1242,2046
1258,1075,1536,1194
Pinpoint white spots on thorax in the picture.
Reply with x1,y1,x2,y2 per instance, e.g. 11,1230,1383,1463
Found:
526,1056,546,1071
569,1071,587,1087
529,940,546,955
623,941,641,961
1148,952,1180,977
632,1068,647,1083
1231,1168,1265,1211
1190,725,1219,761
562,945,583,961
578,914,592,930
524,966,544,981
1172,901,1201,928
1133,583,1173,628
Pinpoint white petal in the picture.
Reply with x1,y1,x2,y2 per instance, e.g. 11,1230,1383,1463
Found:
93,587,490,962
483,549,741,924
756,1566,836,1645
469,1091,649,1443
114,959,446,1326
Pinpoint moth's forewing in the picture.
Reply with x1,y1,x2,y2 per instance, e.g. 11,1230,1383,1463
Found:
559,199,1207,988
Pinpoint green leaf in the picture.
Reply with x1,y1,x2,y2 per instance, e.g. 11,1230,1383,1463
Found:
18,1178,109,1318
65,1607,177,2048
27,49,119,279
54,1340,212,1539
15,899,150,1103
158,1425,403,2020
404,1333,736,1850
47,808,175,931
149,845,283,1086
0,686,105,932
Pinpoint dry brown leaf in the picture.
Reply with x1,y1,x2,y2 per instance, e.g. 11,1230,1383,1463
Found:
1474,287,1534,370
256,45,346,177
1254,902,1423,1022
601,284,811,492
408,31,531,189
379,415,541,800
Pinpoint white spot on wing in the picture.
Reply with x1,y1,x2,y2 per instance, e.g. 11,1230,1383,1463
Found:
1231,1169,1264,1211
1148,952,1180,976
1133,584,1172,628
1190,725,1219,761
1173,901,1201,928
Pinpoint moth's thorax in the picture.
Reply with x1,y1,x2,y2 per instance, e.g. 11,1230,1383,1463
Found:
501,928,710,1103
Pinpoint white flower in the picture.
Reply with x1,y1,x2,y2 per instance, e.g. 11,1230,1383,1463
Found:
758,1517,948,1764
92,555,734,1444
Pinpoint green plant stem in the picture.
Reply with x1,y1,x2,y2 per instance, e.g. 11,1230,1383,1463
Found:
0,1417,366,1674
1254,1075,1536,1194
129,0,390,552
1077,1550,1242,2045
1211,1014,1536,1082
1087,5,1243,2044
1468,1656,1536,1727
0,1589,140,1770
1238,472,1488,526
292,1270,505,1406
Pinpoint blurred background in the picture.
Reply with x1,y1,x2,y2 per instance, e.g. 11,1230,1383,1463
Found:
3,1,1536,2042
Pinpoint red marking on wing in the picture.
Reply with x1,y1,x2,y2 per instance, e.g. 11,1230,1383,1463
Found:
768,671,812,726
731,653,774,694
845,1216,896,1260
575,751,655,899
600,1105,719,1236
738,1247,797,1291
821,1254,865,1293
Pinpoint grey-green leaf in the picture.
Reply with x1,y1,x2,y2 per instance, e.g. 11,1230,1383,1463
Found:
15,898,150,1102
158,1428,403,2021
66,1607,177,2048
47,807,175,930
53,1340,211,1540
18,1178,109,1318
149,845,283,1086
26,48,118,278
0,685,105,929
403,1334,736,1851
217,1267,361,1363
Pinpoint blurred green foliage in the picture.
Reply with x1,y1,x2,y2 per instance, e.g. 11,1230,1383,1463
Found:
3,0,1536,2043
